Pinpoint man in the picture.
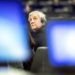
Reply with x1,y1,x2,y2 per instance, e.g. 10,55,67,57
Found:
28,10,47,52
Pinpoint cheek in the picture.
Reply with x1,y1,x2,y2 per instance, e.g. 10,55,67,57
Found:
37,20,42,26
29,21,32,24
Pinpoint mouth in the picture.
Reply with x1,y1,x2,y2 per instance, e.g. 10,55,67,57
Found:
31,25,37,29
31,24,35,26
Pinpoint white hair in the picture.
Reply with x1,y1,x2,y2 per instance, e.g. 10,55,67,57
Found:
28,10,47,26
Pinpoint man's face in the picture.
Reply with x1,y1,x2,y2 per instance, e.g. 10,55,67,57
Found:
28,13,42,30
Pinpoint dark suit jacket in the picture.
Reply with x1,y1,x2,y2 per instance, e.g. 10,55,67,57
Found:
30,26,47,51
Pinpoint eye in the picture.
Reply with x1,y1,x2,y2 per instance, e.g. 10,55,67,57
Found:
29,18,32,21
33,16,38,20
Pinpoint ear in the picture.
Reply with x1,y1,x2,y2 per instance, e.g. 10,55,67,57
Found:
41,18,45,24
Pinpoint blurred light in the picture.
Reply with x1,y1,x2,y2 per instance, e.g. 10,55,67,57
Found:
46,20,75,67
53,0,59,5
0,67,34,75
0,1,31,62
42,8,48,13
46,1,53,5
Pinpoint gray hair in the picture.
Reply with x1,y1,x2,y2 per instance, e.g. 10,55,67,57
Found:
28,10,47,26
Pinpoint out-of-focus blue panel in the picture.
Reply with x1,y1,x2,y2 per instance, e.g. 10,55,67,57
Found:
46,20,75,67
0,1,31,62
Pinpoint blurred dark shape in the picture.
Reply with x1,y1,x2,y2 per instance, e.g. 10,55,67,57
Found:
30,47,51,73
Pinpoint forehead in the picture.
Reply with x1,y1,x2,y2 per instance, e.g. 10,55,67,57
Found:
29,13,40,19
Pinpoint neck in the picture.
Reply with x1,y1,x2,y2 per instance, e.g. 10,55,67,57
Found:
31,26,45,33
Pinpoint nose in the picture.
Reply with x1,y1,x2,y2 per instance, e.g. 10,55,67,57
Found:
30,18,34,22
